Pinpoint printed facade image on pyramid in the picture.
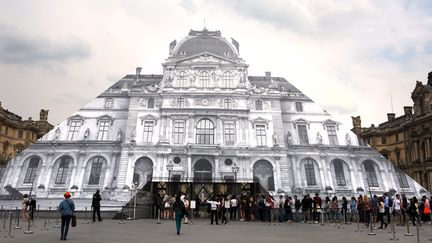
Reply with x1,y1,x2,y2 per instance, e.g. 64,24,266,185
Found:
0,29,426,212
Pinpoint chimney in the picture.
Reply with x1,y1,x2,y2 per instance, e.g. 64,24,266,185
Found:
387,113,396,121
136,67,142,82
428,71,432,86
265,71,271,81
403,106,412,116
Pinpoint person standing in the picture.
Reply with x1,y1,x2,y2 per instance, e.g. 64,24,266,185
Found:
21,194,30,220
92,189,102,222
207,198,220,225
230,195,238,220
59,192,75,240
172,195,186,235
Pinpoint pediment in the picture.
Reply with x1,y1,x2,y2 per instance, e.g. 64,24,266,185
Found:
174,52,237,65
139,114,159,125
67,114,85,125
250,117,270,128
97,115,115,125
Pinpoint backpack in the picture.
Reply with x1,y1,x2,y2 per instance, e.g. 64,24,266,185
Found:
388,198,393,208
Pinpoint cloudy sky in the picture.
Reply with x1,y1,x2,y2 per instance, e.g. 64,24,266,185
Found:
0,0,431,128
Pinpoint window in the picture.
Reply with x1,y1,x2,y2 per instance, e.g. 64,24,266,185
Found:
88,156,104,185
67,121,81,140
304,159,317,186
224,99,232,109
24,157,40,184
295,102,303,112
255,124,266,146
395,167,409,188
5,126,8,135
173,121,185,144
395,134,399,143
224,123,235,145
55,156,71,184
297,125,309,145
104,98,113,108
364,160,379,187
222,71,234,88
26,130,30,139
333,160,346,186
255,100,263,110
177,98,184,108
143,121,154,143
147,98,155,109
18,130,23,139
327,125,338,145
97,121,110,140
196,119,214,144
200,71,210,88
381,136,386,144
177,71,187,87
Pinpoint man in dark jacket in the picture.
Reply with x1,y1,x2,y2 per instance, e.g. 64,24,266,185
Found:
92,189,102,222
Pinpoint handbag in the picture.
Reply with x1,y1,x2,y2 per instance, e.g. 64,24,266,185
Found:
71,214,77,227
66,200,77,227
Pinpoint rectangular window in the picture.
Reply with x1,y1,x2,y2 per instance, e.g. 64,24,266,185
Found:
18,130,23,139
295,102,303,112
67,121,81,140
304,161,316,186
173,121,185,144
297,125,309,145
104,98,113,108
97,121,110,140
5,126,8,136
395,134,399,143
327,125,338,145
224,123,235,145
143,121,154,143
256,125,266,146
381,136,386,144
25,130,30,140
147,98,155,108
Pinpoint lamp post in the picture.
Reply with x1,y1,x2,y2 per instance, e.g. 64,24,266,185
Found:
132,182,138,220
232,165,239,196
166,161,174,196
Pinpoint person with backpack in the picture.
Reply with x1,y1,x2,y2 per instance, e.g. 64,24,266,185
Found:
172,195,186,235
294,195,301,222
59,192,75,240
92,189,102,222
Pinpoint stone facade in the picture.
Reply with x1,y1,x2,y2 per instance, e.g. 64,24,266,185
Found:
0,102,53,182
0,29,426,203
352,72,432,192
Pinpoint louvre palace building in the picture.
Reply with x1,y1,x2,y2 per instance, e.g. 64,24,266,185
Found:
0,29,426,207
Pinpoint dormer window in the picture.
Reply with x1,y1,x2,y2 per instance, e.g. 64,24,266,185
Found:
295,102,303,112
104,98,113,108
180,51,186,55
224,51,230,57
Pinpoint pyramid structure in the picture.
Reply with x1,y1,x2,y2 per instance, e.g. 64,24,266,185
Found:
0,29,426,206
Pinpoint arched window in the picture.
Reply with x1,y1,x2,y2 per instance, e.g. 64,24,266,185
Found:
24,157,40,184
55,156,72,184
223,99,232,109
303,158,317,186
200,71,210,88
222,71,234,88
255,100,263,110
177,71,188,87
364,160,379,187
177,98,184,108
88,156,105,185
333,159,346,186
196,119,214,144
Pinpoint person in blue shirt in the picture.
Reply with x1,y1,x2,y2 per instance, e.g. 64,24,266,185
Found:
59,191,75,240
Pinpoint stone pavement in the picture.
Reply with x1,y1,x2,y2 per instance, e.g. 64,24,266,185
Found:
1,218,431,243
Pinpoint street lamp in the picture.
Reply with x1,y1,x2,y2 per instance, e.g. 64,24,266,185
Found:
232,165,239,196
166,161,174,195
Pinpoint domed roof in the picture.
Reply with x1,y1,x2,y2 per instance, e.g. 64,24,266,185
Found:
173,29,238,58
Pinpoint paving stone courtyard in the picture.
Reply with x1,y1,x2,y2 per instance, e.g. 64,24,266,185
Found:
1,217,431,243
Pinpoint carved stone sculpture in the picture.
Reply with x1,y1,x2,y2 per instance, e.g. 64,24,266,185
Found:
83,128,90,141
316,132,323,145
272,133,278,146
345,133,351,146
54,128,61,141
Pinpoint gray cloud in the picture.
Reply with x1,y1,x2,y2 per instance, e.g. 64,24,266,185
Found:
51,93,87,106
0,26,91,65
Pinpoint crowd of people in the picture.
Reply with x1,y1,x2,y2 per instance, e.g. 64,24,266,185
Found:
155,191,432,228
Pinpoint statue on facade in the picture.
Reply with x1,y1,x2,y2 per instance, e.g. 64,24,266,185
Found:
316,132,323,145
130,129,136,142
54,128,61,141
272,133,278,146
286,131,292,145
116,128,122,141
83,128,90,141
345,133,351,146
39,109,49,121
351,116,361,129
